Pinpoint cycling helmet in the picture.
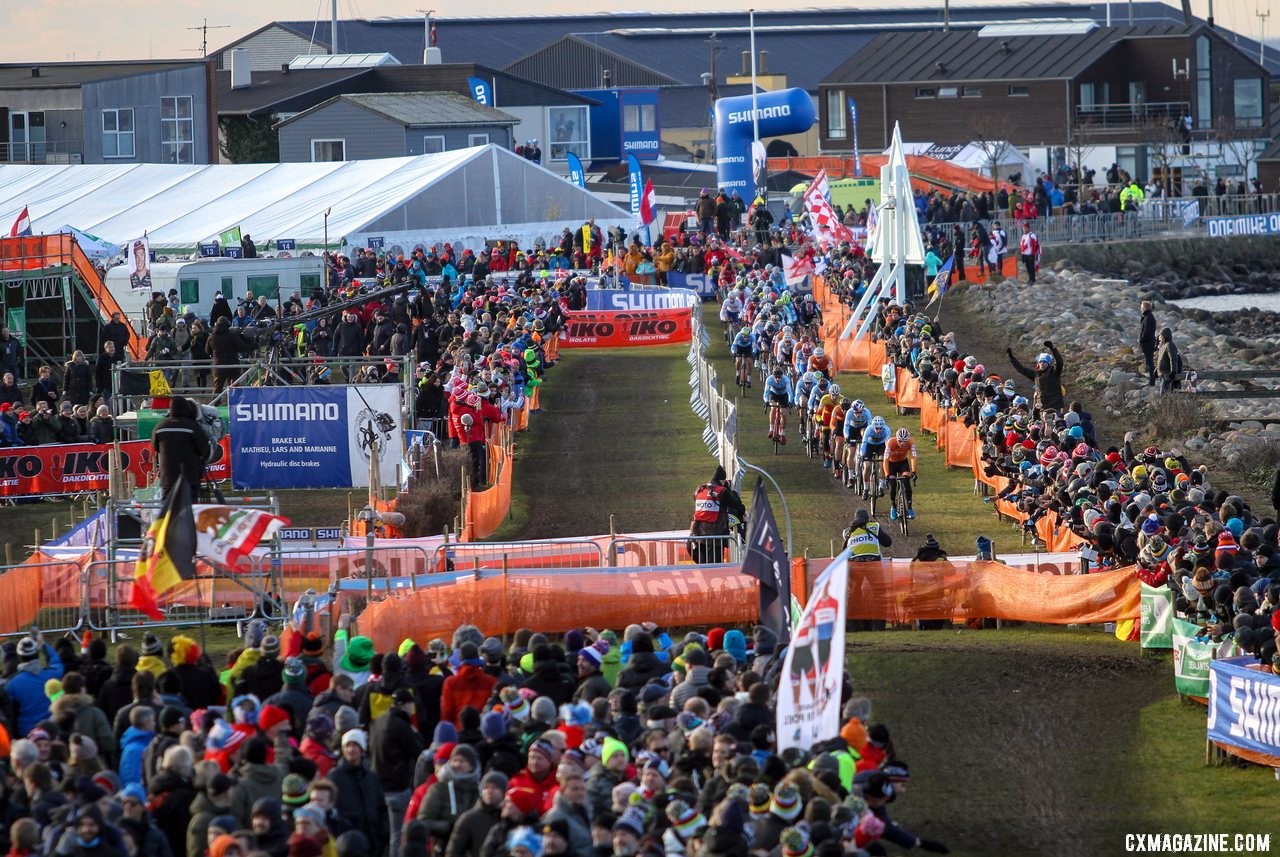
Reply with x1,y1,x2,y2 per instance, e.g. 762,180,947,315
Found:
840,397,851,408
802,371,816,384
772,366,784,377
896,427,910,441
871,416,887,430
851,399,865,413
828,384,840,397
817,377,830,390
814,346,825,357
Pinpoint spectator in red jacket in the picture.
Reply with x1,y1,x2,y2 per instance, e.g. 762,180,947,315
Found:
440,643,497,729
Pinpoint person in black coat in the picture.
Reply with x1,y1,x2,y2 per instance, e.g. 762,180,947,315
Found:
208,318,254,394
152,396,209,506
519,646,576,707
328,732,388,857
209,295,233,328
615,635,667,691
97,645,140,723
1138,300,1158,386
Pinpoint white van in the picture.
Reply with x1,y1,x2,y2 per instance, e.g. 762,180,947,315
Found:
104,256,327,321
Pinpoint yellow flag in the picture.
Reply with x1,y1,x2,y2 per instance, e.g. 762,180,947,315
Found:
148,370,172,396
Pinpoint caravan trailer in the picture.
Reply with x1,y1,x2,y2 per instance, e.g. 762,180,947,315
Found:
104,256,327,322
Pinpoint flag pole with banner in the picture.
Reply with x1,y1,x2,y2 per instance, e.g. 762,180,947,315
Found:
565,152,586,189
925,252,955,318
626,154,649,246
776,552,849,753
741,478,791,643
129,475,198,621
848,98,862,177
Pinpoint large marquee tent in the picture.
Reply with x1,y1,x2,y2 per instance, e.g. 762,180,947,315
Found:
0,145,630,255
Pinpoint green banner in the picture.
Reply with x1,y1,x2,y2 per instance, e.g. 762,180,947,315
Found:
219,226,242,247
1139,583,1174,649
1171,618,1237,697
5,308,25,344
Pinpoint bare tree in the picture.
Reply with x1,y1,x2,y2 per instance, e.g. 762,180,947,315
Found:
1138,115,1187,197
1213,115,1265,191
964,114,1018,194
1064,119,1100,200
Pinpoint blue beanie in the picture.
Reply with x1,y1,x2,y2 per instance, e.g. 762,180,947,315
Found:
1225,517,1244,538
432,721,458,747
481,710,509,741
722,630,748,665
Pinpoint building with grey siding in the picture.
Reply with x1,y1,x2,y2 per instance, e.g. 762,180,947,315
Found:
0,60,216,164
275,91,517,162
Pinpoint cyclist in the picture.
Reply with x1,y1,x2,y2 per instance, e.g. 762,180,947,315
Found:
813,382,839,469
859,415,891,498
794,370,819,417
762,365,794,443
842,399,872,489
807,345,832,379
731,325,755,387
774,326,797,376
829,395,849,481
720,289,744,337
884,427,918,521
797,293,822,338
793,337,815,376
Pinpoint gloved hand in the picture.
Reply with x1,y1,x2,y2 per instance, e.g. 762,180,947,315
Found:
912,472,918,486
919,840,950,854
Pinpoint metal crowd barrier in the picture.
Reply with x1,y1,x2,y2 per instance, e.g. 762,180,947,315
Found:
607,534,742,567
433,540,604,572
0,560,88,639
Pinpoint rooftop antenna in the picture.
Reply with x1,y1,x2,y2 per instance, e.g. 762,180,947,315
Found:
186,18,230,56
330,0,339,54
417,9,437,50
944,0,950,33
1259,4,1271,66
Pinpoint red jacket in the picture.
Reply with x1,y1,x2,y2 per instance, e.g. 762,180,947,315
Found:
440,664,497,727
507,767,557,815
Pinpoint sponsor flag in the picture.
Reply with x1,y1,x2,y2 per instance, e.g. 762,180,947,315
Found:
129,475,198,620
8,206,31,237
627,154,651,245
848,98,862,177
565,151,586,188
776,553,848,753
219,226,242,247
1139,582,1174,649
741,478,790,642
803,171,852,245
429,20,438,46
466,76,493,107
925,253,955,307
780,252,814,287
193,505,291,568
1172,617,1237,697
639,178,657,228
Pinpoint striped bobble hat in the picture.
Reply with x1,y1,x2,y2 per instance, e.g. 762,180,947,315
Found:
771,782,802,822
725,782,750,805
780,826,814,857
665,799,706,840
499,686,530,722
748,783,772,816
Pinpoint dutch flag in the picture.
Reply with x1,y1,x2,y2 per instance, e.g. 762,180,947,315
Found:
8,206,31,238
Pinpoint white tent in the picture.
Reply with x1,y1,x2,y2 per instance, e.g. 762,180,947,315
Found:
895,141,1034,181
0,145,629,254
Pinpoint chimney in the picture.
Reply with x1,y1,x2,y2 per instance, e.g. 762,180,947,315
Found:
602,68,612,88
30,67,40,78
230,48,251,90
423,46,442,64
281,63,290,74
759,50,768,74
741,51,750,76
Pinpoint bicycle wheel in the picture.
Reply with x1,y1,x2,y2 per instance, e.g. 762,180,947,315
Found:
897,482,910,535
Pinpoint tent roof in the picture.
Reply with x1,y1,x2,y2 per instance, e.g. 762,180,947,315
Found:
0,145,628,251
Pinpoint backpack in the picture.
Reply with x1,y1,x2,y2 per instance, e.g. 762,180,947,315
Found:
198,403,226,463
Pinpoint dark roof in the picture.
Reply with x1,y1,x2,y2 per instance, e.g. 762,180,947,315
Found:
217,63,596,117
276,91,519,129
0,60,206,90
824,23,1193,85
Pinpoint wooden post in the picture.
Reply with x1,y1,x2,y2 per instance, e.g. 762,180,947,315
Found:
501,553,509,643
4,544,12,566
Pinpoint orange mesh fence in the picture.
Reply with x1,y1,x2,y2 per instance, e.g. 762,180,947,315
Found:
357,565,758,648
920,396,943,437
895,369,923,409
463,441,513,541
0,562,49,634
545,333,560,363
944,420,976,468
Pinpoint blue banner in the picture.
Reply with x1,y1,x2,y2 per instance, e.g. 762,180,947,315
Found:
666,271,719,299
367,236,385,249
198,242,220,257
229,385,402,489
467,76,494,107
585,288,701,311
1205,213,1280,238
848,98,862,177
566,151,586,188
1208,656,1280,765
627,153,649,246
276,239,296,251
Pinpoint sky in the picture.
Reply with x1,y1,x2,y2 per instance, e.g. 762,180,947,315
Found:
0,0,1273,64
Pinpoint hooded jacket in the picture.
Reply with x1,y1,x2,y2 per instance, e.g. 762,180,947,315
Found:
52,691,116,764
119,725,156,789
10,643,64,733
441,664,498,728
418,745,482,845
229,762,284,827
370,706,423,793
442,797,500,857
96,663,137,722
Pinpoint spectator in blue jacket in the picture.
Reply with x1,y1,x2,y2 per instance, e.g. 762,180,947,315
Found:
9,633,63,734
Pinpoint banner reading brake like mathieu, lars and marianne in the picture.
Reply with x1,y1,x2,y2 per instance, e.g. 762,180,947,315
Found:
558,308,693,348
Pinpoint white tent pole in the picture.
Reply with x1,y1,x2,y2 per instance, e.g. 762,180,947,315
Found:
491,146,503,227
842,263,885,339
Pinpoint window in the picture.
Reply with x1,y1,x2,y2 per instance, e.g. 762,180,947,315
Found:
623,103,657,133
221,276,234,298
179,278,200,305
914,88,937,99
422,135,445,154
102,108,135,158
468,133,490,147
247,275,280,301
312,139,345,162
160,96,194,164
825,89,847,139
547,105,589,160
961,87,982,98
1195,36,1211,130
937,87,959,98
1079,82,1110,111
1233,78,1263,127
1008,85,1030,96
300,273,322,292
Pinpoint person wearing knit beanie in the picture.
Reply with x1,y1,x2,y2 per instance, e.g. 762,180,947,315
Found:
481,710,510,742
748,783,772,818
257,704,290,738
500,686,531,722
779,826,814,857
771,782,802,821
664,798,707,846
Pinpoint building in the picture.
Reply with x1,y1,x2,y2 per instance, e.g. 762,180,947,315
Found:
818,22,1273,183
0,60,217,164
216,59,597,166
275,91,517,162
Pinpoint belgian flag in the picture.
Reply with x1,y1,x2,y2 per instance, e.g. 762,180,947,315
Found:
129,475,197,620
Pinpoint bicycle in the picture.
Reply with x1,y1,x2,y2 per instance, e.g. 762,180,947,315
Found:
768,403,788,454
888,474,912,535
861,454,883,515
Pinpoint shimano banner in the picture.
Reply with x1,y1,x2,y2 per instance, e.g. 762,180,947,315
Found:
229,385,402,490
585,288,701,311
1208,657,1280,766
665,271,719,299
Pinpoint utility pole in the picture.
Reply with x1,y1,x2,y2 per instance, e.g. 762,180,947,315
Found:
1259,5,1271,67
187,18,230,57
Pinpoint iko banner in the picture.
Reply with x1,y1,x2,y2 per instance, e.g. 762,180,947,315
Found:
776,553,848,753
1208,657,1280,766
558,308,693,348
0,438,230,498
229,385,402,489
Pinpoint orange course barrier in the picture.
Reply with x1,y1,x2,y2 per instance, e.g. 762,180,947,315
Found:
895,369,923,409
463,440,513,541
559,308,692,348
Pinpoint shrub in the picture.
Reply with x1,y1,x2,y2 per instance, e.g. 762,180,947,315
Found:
398,445,471,537
1147,393,1205,442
